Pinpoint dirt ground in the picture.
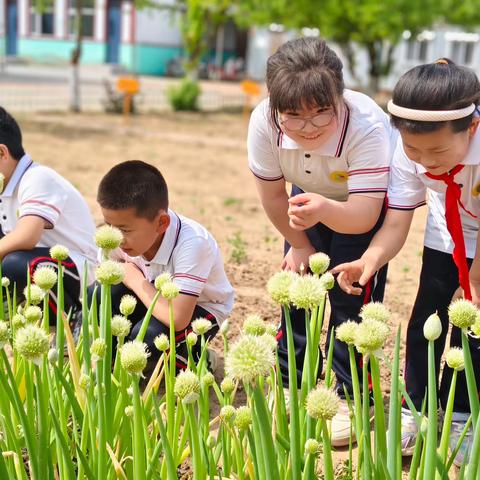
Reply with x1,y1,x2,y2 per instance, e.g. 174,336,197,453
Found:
20,110,432,476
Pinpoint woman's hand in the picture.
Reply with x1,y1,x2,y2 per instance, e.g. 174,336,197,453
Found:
288,193,325,230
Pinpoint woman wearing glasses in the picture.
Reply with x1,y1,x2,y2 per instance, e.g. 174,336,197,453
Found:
247,37,396,446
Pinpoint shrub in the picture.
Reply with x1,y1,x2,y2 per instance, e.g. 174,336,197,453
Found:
167,78,201,111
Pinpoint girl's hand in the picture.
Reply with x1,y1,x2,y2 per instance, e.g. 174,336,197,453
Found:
288,193,325,230
471,279,480,306
281,244,316,272
331,259,375,295
451,279,480,306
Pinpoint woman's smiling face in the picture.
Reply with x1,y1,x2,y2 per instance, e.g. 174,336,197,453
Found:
279,103,340,150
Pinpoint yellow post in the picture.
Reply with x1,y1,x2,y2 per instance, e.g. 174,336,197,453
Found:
241,80,261,119
116,77,140,118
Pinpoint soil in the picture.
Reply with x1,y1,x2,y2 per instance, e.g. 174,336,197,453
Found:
20,110,440,477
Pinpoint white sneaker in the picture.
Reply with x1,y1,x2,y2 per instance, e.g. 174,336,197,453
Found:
449,412,472,468
331,400,355,447
400,407,418,456
207,349,219,373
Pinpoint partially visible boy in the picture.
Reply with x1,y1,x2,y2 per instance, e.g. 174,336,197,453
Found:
93,160,234,371
0,107,97,317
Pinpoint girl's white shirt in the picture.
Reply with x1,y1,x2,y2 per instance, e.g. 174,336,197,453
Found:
248,89,397,201
387,131,480,258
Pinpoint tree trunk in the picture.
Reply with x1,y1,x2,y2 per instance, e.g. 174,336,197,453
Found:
366,41,381,95
69,0,83,112
339,41,362,88
214,23,225,79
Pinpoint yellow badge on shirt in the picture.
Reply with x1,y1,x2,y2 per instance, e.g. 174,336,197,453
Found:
329,171,349,183
472,182,480,197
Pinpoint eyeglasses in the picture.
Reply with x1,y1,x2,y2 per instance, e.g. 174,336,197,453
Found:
280,111,335,131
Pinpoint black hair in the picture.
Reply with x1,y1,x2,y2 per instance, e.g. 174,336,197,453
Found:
0,107,25,160
266,37,345,127
97,160,168,220
391,58,480,134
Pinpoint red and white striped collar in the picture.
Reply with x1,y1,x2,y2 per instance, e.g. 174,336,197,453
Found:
279,104,350,158
2,154,34,197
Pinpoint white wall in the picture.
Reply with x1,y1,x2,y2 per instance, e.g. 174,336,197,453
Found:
135,1,182,46
246,25,480,91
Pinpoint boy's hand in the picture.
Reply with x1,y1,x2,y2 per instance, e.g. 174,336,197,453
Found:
122,262,146,291
288,193,325,230
281,244,316,272
331,259,375,295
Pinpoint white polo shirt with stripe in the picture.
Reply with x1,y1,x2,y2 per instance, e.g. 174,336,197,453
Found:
387,133,480,258
247,89,395,201
110,210,234,324
0,154,97,282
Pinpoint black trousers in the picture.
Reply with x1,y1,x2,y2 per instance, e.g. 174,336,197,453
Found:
277,185,388,394
88,282,219,373
405,246,480,413
2,248,80,322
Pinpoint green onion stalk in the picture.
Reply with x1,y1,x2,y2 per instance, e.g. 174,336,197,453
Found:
347,344,363,449
437,373,459,468
461,329,479,424
81,266,92,374
131,378,147,480
99,282,114,446
466,414,480,479
0,350,40,479
387,327,402,480
55,260,65,371
251,381,280,480
361,356,372,478
283,305,301,480
370,354,387,468
321,420,335,480
423,337,438,478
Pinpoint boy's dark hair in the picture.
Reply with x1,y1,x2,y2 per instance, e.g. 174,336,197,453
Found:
391,58,480,134
0,107,25,160
266,37,344,126
97,160,168,219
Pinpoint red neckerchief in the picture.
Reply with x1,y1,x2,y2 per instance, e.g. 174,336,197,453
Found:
425,164,473,300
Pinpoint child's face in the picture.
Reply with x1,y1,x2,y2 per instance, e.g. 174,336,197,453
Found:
101,207,169,261
279,103,339,150
400,123,478,175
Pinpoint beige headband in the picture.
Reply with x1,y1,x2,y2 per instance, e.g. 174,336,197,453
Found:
387,100,476,121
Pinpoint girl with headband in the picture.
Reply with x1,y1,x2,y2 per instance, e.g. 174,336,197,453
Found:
247,37,396,447
331,58,480,465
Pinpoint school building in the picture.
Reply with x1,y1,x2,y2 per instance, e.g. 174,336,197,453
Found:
246,25,480,89
1,1,479,84
0,0,247,76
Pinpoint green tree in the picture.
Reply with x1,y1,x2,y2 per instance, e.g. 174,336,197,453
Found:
238,0,445,93
175,0,241,76
443,0,480,28
310,0,443,93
